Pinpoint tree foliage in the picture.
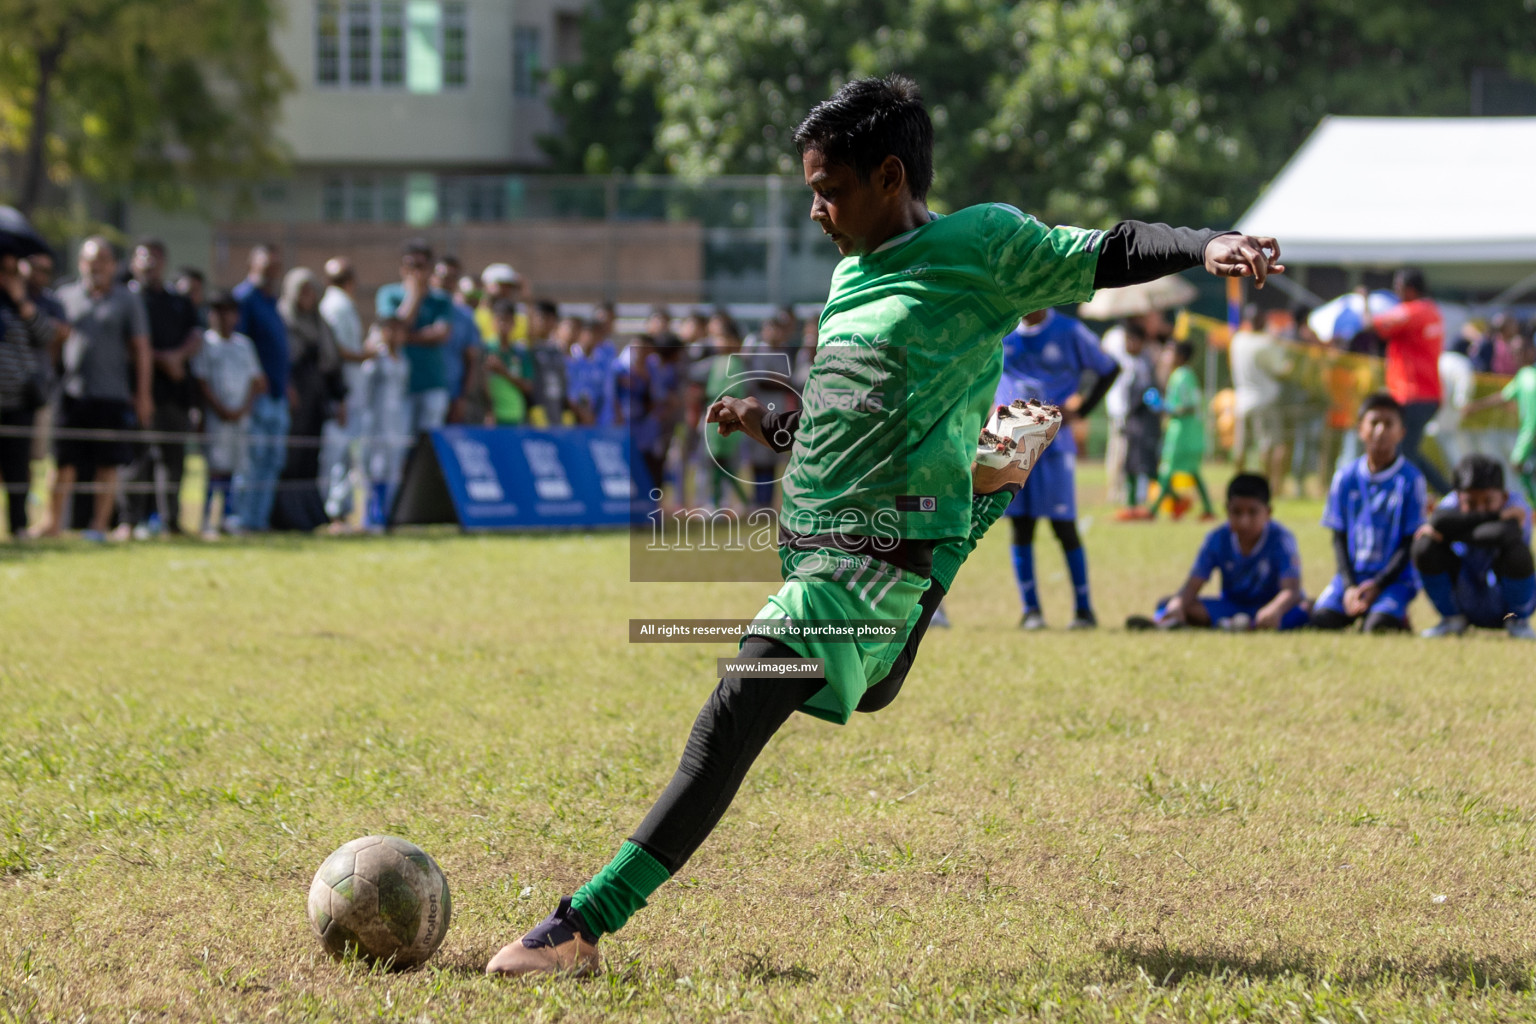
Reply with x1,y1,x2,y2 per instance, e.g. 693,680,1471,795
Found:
550,0,1535,227
539,0,665,175
0,0,290,218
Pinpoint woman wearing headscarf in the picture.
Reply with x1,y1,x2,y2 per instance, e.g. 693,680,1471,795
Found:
273,267,345,531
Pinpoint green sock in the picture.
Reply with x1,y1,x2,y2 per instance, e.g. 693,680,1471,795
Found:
931,490,1013,592
570,841,671,936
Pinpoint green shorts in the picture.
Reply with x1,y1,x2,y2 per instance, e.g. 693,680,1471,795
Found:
744,546,929,725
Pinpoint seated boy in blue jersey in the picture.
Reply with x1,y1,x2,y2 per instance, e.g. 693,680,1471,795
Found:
1310,392,1427,633
1126,473,1307,631
996,308,1120,629
1412,453,1536,640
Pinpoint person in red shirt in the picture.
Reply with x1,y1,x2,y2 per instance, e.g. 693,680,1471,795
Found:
1372,268,1451,493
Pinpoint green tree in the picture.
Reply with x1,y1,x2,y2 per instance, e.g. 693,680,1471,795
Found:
540,0,664,174
621,0,894,177
611,0,1534,226
617,0,1241,225
0,0,290,218
1139,0,1536,221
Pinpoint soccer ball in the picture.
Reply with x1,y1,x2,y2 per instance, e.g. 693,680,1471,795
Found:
307,835,452,968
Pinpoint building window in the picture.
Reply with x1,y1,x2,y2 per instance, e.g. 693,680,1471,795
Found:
321,174,409,223
443,1,468,87
316,1,466,90
438,176,506,223
346,0,373,86
380,178,406,223
322,178,347,222
379,1,405,86
316,1,341,84
555,12,582,66
513,25,542,98
350,176,377,222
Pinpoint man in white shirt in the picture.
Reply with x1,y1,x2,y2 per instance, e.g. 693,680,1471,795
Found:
1432,347,1475,472
318,257,369,523
1228,305,1293,496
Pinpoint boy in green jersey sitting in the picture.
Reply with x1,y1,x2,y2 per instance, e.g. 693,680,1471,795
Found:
487,74,1285,978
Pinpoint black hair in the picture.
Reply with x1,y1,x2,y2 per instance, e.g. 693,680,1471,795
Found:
491,298,519,317
207,289,239,311
1395,267,1426,294
401,237,433,261
594,301,615,316
793,74,935,202
1173,341,1195,363
135,237,167,256
709,308,741,341
1453,453,1506,492
1227,473,1271,506
438,253,461,271
177,266,204,284
1357,391,1404,423
534,299,559,319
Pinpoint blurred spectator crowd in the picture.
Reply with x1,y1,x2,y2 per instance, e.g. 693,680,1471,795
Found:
0,233,815,541
3,225,1533,545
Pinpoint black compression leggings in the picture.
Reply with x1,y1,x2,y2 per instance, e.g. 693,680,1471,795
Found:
1010,515,1082,551
628,579,947,874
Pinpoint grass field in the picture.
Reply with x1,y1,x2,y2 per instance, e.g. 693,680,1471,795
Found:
3,471,1535,1022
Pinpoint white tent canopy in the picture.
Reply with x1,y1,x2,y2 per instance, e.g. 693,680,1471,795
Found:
1236,116,1536,273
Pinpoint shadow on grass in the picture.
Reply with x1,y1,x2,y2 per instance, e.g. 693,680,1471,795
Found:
1099,942,1536,991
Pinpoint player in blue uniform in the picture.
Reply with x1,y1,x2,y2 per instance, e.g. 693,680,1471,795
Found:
1310,393,1427,633
1127,473,1308,631
995,308,1120,629
1412,453,1536,639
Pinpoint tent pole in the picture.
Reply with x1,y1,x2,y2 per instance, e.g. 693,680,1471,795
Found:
1490,267,1536,307
1263,272,1325,308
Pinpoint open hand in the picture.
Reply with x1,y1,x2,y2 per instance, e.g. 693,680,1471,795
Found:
1204,234,1285,288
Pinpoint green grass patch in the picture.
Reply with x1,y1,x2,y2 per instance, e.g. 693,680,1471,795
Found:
2,472,1534,1021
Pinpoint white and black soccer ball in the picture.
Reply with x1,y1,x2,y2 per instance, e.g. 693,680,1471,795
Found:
307,835,452,968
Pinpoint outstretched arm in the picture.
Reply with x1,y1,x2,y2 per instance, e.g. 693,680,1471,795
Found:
1093,221,1284,290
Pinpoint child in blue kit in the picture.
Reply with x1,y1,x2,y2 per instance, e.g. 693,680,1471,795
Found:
1310,392,1427,633
1127,473,1307,631
995,308,1120,629
1412,453,1535,640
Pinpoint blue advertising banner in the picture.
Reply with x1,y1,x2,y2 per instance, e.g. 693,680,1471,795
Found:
390,426,655,531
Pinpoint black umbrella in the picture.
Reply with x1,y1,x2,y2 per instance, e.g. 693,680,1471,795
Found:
0,206,51,259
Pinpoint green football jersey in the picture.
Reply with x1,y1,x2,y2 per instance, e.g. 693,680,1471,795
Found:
1162,364,1205,461
781,203,1102,541
1502,365,1536,461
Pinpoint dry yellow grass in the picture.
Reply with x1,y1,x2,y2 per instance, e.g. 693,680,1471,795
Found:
2,475,1533,1022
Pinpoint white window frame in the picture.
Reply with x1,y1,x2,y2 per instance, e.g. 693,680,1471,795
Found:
321,173,410,223
315,0,468,91
512,24,542,99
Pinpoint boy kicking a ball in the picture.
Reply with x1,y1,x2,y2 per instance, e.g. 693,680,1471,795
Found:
1309,393,1427,633
1412,453,1535,639
487,75,1284,977
1126,473,1307,631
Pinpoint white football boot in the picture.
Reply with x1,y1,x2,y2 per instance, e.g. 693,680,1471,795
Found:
975,399,1063,480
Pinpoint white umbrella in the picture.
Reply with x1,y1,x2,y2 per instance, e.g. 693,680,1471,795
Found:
1078,276,1198,319
1307,290,1398,342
